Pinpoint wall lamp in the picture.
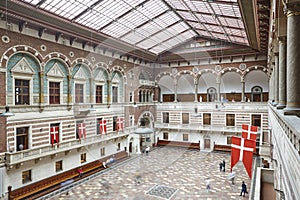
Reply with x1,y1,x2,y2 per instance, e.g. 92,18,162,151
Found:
0,106,14,117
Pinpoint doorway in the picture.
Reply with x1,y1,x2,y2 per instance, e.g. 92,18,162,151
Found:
129,142,133,153
204,139,211,149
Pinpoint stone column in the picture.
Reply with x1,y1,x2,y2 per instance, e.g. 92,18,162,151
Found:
241,77,245,102
153,84,159,102
284,2,300,116
194,79,198,102
107,80,111,105
277,37,287,109
174,79,178,102
216,75,221,102
39,71,44,105
89,78,93,104
67,75,72,104
269,69,274,103
275,53,280,104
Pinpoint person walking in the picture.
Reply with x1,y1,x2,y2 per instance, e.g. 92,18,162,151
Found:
240,181,248,197
222,160,226,172
78,167,83,177
205,178,211,192
145,146,150,156
219,162,223,172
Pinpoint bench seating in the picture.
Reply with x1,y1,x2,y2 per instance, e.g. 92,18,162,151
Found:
9,151,129,200
157,139,199,149
213,144,232,152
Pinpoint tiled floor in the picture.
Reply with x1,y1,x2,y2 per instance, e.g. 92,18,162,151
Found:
51,147,251,200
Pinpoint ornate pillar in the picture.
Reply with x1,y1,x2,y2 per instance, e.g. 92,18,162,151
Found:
107,80,111,105
274,52,279,106
67,75,72,104
284,2,300,116
174,79,178,102
277,37,287,109
216,75,221,102
269,68,274,103
89,78,93,103
39,71,44,105
153,84,159,102
241,77,245,102
194,79,198,102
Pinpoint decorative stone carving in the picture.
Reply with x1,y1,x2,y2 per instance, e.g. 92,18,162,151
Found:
11,57,34,74
47,63,64,77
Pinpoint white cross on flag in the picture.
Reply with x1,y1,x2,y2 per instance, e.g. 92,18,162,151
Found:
117,117,124,132
99,119,107,134
231,136,255,178
77,123,86,139
50,126,59,146
242,124,258,152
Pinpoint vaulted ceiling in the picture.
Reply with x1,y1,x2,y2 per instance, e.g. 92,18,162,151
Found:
0,0,270,63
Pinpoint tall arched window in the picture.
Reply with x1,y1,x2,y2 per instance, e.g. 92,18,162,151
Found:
251,86,263,102
207,87,217,102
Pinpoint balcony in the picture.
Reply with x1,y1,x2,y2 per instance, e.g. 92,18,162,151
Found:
5,131,129,167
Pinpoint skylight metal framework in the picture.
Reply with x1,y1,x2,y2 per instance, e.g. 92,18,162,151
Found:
20,0,249,54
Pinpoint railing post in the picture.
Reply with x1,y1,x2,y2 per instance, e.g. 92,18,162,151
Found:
8,185,12,200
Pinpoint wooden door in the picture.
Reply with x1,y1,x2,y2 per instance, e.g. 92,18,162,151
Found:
204,139,210,149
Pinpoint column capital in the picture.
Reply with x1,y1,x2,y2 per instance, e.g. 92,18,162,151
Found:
284,2,300,17
278,36,287,45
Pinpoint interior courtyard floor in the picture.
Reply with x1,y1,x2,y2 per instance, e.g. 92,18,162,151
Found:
51,147,252,200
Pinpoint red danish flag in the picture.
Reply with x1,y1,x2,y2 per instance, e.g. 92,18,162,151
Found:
117,117,124,132
242,124,258,152
99,119,107,134
50,126,59,146
77,123,86,139
231,136,256,178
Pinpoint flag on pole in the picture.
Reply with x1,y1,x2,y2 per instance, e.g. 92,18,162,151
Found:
77,123,86,139
117,117,124,132
50,126,59,146
231,136,256,178
242,124,258,153
99,119,107,134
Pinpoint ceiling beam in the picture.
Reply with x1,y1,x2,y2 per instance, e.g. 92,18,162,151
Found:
98,0,151,32
72,0,106,22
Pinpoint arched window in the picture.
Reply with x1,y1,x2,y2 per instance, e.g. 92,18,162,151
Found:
251,86,263,102
207,87,217,102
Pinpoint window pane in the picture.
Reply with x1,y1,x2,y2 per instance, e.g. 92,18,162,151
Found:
49,82,60,104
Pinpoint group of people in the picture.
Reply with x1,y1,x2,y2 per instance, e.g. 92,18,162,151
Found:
103,156,116,168
219,160,226,172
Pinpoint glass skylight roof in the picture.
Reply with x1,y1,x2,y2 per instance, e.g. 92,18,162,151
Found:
20,0,249,54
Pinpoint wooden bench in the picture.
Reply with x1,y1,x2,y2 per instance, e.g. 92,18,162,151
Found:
213,144,231,152
157,139,200,150
9,151,129,200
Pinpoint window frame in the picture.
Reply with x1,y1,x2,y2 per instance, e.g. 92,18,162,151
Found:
226,113,235,126
80,153,87,163
203,113,211,125
55,160,63,172
112,85,118,103
14,78,31,105
183,133,189,141
162,112,169,123
74,82,85,103
16,127,29,152
22,169,32,184
182,113,189,124
95,84,103,104
49,81,61,104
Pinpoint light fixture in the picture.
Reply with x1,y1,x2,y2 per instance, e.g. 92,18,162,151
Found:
0,106,14,117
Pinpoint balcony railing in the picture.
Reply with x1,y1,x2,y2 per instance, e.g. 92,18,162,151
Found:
5,131,129,166
155,122,262,134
